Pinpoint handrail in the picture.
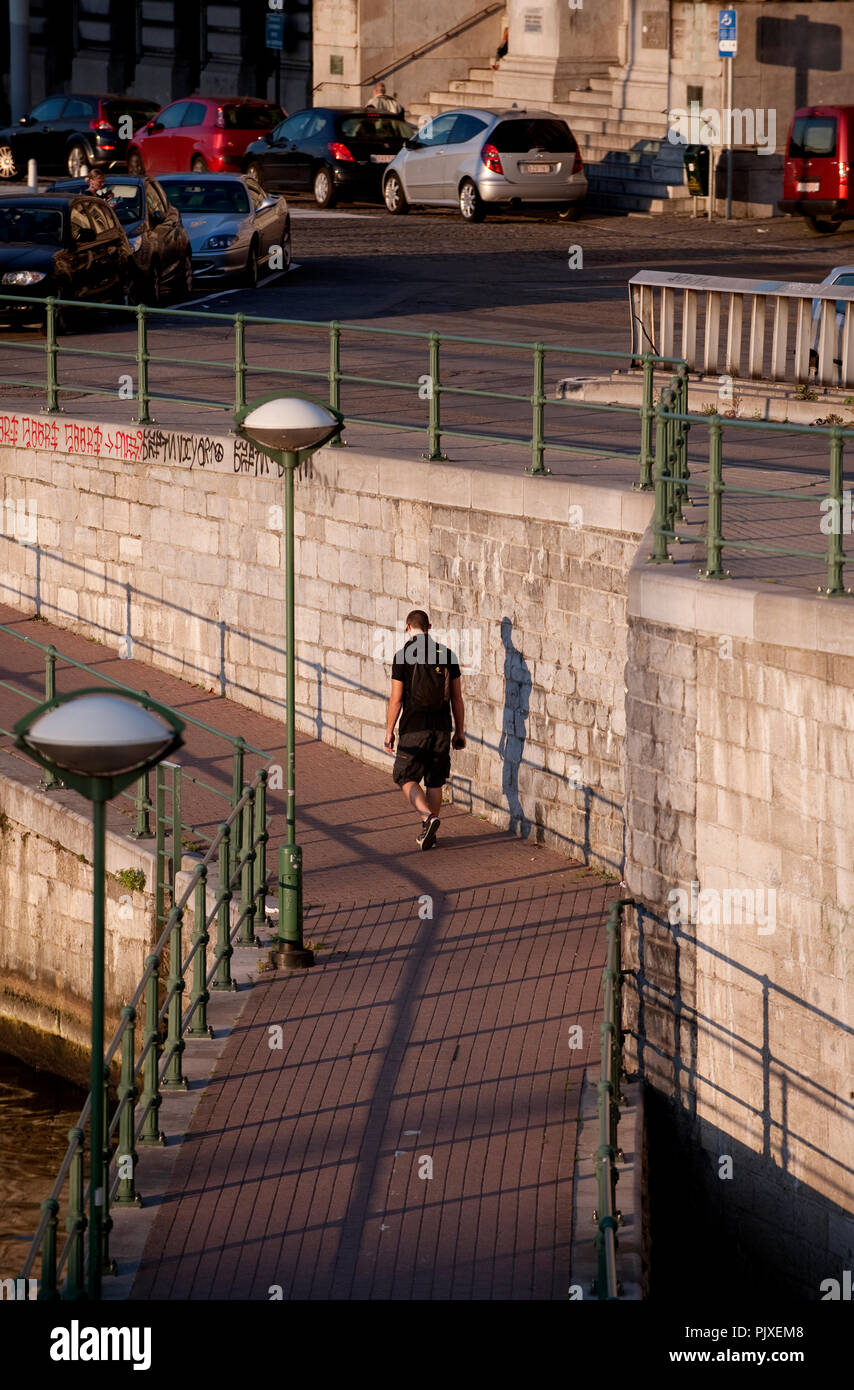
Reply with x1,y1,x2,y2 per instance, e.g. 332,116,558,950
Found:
594,897,634,1300
0,292,688,483
19,769,269,1293
315,1,503,93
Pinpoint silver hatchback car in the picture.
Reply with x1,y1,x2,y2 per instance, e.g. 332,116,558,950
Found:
382,108,587,222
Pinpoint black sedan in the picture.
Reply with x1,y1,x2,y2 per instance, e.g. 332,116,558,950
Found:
243,107,415,208
0,94,160,181
47,175,192,305
0,195,132,330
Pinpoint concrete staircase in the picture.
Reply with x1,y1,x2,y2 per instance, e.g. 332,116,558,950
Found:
408,67,691,215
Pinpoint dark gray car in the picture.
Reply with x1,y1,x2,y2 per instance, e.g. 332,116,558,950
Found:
383,108,587,222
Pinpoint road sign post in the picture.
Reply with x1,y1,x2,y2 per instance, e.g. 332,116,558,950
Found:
718,8,737,221
266,0,284,109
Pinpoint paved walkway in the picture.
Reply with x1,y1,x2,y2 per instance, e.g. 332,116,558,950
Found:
0,607,612,1300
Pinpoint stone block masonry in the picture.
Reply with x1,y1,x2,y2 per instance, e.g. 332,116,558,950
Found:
0,411,651,875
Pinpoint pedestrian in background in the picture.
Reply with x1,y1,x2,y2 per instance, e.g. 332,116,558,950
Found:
367,82,404,117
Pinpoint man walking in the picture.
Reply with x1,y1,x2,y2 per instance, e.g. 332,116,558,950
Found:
366,81,404,117
384,610,465,850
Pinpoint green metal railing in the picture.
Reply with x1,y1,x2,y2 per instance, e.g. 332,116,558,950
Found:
651,378,854,594
0,623,272,863
0,293,687,482
593,897,634,1301
19,770,269,1298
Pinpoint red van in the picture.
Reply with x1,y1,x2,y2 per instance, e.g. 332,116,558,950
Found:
780,105,854,234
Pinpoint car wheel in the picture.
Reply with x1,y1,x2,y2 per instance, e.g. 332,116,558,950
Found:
245,161,265,188
278,225,292,273
383,172,409,215
127,148,144,176
558,201,581,221
806,215,841,235
459,178,486,223
313,166,337,209
67,143,88,178
244,239,259,288
191,155,208,173
0,143,17,179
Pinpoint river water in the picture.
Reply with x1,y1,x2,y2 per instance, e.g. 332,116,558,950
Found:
0,1052,85,1282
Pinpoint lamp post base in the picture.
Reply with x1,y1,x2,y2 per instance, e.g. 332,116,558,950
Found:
270,943,315,970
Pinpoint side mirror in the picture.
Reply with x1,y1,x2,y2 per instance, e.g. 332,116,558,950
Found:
148,122,163,134
404,137,421,151
258,196,277,210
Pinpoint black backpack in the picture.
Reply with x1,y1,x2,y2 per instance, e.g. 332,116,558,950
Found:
406,639,451,712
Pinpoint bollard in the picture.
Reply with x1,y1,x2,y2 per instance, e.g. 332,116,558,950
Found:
27,158,37,191
271,844,314,969
253,770,268,938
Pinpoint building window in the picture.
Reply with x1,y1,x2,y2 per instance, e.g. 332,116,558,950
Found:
202,3,241,63
139,0,176,56
76,0,111,50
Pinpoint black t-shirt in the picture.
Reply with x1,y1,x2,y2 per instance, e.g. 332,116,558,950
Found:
392,634,460,734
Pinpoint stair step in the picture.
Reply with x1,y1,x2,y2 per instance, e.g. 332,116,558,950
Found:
448,79,494,95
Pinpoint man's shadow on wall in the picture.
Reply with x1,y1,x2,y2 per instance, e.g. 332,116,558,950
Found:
498,616,531,839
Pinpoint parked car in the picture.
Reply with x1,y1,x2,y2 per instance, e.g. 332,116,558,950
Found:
780,105,854,234
156,173,289,287
0,195,132,329
47,175,192,304
0,94,160,180
127,98,285,177
382,108,587,222
243,107,415,208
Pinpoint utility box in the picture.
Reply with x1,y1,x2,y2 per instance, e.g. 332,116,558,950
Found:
684,144,710,196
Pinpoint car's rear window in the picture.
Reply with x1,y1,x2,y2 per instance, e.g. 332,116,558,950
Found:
221,104,284,130
789,116,837,159
0,206,63,244
491,118,577,153
103,100,160,129
160,179,250,214
336,114,414,141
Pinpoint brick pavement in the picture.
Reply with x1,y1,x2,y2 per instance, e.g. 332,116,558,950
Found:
0,605,613,1299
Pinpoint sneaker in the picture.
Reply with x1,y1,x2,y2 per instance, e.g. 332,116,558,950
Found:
416,816,440,850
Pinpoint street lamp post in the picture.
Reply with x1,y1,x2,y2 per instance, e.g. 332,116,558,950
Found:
13,689,183,1300
234,395,344,971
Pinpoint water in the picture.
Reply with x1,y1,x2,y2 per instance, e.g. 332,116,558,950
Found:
0,1052,85,1281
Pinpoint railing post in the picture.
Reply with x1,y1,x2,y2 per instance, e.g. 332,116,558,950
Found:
529,341,548,476
135,304,152,425
138,957,164,1145
38,1198,60,1300
114,1007,140,1206
100,1061,115,1277
237,783,256,946
824,427,846,596
130,769,154,839
328,320,344,446
171,764,182,906
253,770,268,938
230,739,245,888
162,908,188,1090
187,865,212,1036
155,764,167,933
62,1128,86,1301
212,824,236,991
674,366,691,522
45,298,59,413
233,313,247,414
636,353,654,489
425,331,446,462
41,647,61,790
649,396,672,564
703,417,725,579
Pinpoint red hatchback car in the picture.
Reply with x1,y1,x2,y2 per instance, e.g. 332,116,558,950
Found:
780,105,854,234
127,97,285,177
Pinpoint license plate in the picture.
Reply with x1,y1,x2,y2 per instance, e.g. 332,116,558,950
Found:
797,181,820,193
371,153,394,163
523,162,552,174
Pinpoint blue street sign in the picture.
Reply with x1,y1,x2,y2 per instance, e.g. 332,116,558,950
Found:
265,12,284,49
718,8,737,57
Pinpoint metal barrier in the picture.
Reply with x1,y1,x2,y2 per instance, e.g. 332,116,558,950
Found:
629,269,854,388
651,381,854,594
18,770,268,1298
0,622,272,853
0,292,687,482
593,897,634,1301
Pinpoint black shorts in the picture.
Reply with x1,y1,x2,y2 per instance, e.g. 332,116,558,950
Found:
392,728,451,789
